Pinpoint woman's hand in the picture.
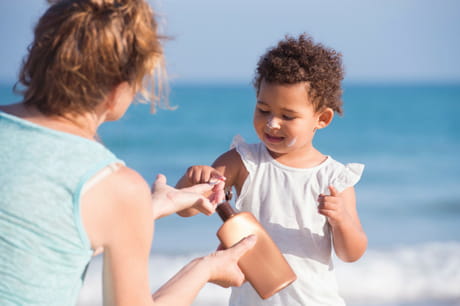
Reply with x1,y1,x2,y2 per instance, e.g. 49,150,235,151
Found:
205,235,257,288
151,174,225,219
152,235,256,305
175,166,226,217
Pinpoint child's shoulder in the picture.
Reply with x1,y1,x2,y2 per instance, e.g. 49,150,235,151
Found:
324,156,364,172
230,135,263,161
322,156,346,171
322,157,365,192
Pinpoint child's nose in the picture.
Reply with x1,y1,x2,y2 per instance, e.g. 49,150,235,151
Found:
266,116,281,129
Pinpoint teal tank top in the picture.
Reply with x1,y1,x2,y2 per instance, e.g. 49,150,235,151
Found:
0,111,123,305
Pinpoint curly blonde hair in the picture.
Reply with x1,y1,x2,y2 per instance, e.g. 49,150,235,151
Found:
16,0,166,116
253,34,344,115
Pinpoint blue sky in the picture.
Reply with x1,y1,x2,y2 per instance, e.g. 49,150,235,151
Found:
1,0,459,84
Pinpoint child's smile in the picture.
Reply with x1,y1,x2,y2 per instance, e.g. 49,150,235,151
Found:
264,132,284,143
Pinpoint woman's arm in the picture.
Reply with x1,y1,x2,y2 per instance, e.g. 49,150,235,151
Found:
82,166,255,306
318,186,368,262
83,167,156,305
151,235,256,305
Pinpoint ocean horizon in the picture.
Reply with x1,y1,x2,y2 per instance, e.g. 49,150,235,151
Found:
1,81,459,306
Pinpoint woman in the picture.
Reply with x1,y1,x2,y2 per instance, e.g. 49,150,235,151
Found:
0,0,255,305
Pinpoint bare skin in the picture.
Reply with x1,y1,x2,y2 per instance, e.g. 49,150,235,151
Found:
1,82,256,306
177,80,367,263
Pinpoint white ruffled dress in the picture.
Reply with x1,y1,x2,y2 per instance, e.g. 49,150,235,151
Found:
229,137,364,306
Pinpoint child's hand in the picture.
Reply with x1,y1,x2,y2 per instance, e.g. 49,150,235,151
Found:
318,186,368,262
175,166,226,217
185,165,226,185
185,165,226,202
317,186,351,228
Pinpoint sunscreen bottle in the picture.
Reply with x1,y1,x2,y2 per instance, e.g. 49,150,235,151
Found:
215,191,297,299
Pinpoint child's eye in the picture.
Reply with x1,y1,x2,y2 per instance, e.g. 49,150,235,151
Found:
283,115,295,120
257,108,270,115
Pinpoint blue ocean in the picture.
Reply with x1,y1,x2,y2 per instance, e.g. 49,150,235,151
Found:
1,82,459,306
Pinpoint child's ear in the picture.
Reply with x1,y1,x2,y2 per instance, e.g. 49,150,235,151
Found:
316,107,334,130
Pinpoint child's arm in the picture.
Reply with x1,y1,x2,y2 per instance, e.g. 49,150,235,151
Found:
318,186,367,262
176,149,247,217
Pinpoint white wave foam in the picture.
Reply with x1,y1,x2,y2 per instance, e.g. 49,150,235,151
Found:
77,241,460,305
336,241,460,304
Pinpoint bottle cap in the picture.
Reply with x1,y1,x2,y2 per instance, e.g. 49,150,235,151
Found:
216,188,236,221
216,201,236,221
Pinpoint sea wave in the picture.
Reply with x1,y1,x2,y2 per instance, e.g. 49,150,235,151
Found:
77,241,460,306
336,241,460,305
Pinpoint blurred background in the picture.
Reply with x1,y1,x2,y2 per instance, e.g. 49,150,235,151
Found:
1,1,459,305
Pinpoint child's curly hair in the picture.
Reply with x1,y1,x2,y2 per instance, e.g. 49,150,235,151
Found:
253,33,344,115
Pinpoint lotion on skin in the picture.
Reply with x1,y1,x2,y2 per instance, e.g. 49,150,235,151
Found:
215,192,297,299
287,137,297,147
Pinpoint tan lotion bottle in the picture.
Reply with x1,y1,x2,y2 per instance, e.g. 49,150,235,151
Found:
216,196,297,299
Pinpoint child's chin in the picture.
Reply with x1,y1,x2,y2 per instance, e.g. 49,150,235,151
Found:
264,142,287,154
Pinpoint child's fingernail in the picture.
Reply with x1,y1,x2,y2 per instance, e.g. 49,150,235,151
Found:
208,177,226,185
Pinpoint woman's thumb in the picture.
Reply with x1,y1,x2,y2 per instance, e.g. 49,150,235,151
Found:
152,174,167,192
230,235,257,258
155,174,167,185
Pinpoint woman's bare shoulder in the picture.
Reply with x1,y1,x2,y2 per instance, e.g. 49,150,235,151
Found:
82,166,153,250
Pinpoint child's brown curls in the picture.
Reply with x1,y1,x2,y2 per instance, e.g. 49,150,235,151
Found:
253,33,345,115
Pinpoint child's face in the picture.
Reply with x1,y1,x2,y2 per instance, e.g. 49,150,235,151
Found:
253,80,327,157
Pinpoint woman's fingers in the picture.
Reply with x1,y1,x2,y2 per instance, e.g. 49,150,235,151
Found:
229,235,257,257
153,173,167,189
208,235,257,287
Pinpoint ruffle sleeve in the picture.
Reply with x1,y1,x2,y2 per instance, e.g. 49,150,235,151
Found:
230,134,245,150
331,163,365,193
230,134,259,174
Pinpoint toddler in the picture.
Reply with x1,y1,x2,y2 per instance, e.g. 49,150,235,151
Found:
177,34,367,305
